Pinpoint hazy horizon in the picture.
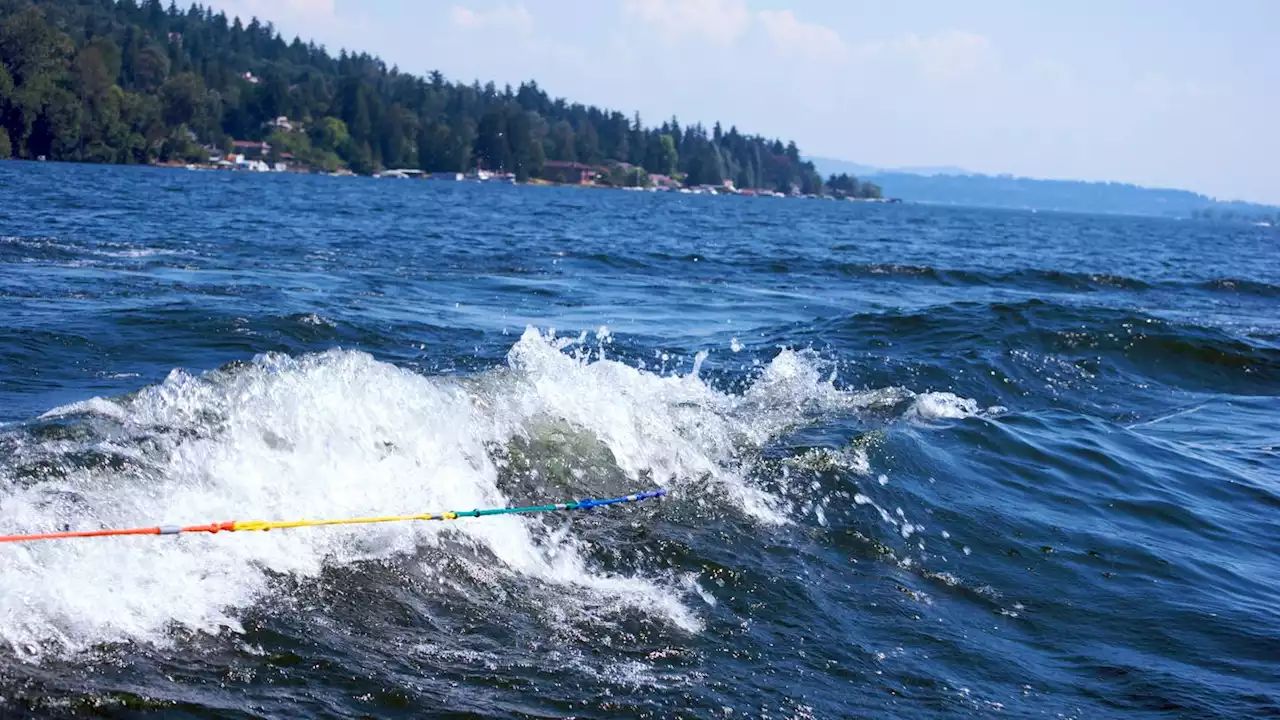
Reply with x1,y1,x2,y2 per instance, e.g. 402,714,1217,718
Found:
210,0,1278,204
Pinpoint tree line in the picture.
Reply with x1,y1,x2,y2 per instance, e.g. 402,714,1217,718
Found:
0,0,882,196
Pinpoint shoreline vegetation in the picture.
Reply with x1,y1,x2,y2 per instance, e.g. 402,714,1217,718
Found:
143,157,899,201
0,0,886,201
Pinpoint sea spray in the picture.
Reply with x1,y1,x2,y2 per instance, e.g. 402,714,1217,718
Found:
0,328,969,659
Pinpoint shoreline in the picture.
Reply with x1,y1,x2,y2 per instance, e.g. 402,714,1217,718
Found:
6,157,901,202
143,159,899,202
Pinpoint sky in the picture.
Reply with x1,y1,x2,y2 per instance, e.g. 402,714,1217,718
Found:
210,0,1279,204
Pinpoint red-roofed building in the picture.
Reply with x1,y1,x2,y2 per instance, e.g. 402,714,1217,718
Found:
541,160,600,184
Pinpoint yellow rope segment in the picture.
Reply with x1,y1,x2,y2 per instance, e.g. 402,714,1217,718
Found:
0,489,665,544
232,514,437,532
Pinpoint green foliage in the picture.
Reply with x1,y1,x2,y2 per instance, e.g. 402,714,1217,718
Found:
644,133,677,176
0,0,827,183
603,163,647,187
309,117,349,153
339,137,374,175
269,128,342,173
826,172,881,199
74,39,115,99
0,126,10,157
158,124,203,162
549,120,575,162
159,72,207,127
133,44,169,91
0,6,72,86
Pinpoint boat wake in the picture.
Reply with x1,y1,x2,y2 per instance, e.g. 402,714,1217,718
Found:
0,327,988,660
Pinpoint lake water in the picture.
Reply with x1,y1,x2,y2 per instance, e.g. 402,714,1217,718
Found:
1,162,1277,718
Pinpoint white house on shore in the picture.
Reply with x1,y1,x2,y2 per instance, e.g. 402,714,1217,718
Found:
267,116,298,132
226,153,270,172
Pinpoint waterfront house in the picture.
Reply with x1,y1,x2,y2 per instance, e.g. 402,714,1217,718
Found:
541,161,598,184
267,116,297,132
230,140,271,158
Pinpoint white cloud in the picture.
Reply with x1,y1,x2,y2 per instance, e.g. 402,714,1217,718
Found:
622,6,993,83
276,0,335,16
450,4,535,33
756,10,846,62
214,1,1279,203
207,0,365,50
621,4,847,61
215,0,337,27
429,5,589,91
622,0,750,46
858,30,999,82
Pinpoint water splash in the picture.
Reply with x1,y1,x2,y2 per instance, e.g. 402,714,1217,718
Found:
1,327,961,659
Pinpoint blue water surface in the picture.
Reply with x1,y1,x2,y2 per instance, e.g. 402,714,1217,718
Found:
1,161,1277,718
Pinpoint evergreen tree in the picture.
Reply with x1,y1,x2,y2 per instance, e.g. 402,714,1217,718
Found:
0,0,831,183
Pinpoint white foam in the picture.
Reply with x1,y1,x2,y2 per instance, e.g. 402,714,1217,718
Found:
90,247,172,259
296,312,334,327
0,327,887,659
0,236,184,261
905,392,1000,421
38,396,129,422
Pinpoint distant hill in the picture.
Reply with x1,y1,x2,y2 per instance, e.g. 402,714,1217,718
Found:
809,157,970,178
808,157,883,178
0,0,831,192
808,157,1278,221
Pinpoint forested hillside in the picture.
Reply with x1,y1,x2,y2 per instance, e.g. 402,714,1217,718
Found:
0,0,880,195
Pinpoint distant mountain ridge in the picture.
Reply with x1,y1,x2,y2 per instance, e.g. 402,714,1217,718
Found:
808,157,1278,221
809,157,970,178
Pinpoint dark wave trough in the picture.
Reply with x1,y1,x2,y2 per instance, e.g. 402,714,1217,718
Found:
0,162,1277,718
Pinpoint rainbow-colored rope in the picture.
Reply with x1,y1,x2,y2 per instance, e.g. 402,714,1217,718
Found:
0,489,666,544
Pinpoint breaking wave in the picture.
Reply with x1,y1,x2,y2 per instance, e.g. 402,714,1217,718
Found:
0,328,976,659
